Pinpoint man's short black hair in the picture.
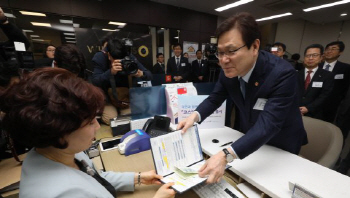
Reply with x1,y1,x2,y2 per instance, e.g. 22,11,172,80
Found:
326,41,345,52
156,53,163,58
291,53,300,61
173,43,182,49
196,50,202,54
273,42,286,52
304,44,324,55
106,38,128,59
216,12,260,50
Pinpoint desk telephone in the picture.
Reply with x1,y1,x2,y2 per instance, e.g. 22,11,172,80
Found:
142,115,171,138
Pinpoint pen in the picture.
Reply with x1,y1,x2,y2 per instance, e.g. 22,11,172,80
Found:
220,141,233,147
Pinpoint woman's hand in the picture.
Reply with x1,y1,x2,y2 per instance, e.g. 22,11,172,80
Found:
153,182,176,198
135,170,163,185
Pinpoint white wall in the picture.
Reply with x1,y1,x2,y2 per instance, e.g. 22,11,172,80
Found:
275,19,350,63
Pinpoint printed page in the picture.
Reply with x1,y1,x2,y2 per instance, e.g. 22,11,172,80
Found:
150,125,203,176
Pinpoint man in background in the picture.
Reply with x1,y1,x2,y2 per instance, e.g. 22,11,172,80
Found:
271,42,286,59
166,44,190,83
191,50,208,83
152,53,165,74
298,44,334,121
320,41,350,123
92,38,152,124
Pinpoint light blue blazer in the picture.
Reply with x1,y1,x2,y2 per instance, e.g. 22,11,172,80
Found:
19,149,135,198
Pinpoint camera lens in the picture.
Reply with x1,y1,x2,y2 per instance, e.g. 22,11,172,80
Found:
124,61,138,74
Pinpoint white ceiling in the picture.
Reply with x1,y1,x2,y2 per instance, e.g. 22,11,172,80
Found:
150,0,350,25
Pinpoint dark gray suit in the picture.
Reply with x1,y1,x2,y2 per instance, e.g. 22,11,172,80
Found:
166,56,190,83
319,61,350,122
298,68,334,121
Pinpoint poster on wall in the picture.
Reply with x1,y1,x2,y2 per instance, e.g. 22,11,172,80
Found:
183,41,198,63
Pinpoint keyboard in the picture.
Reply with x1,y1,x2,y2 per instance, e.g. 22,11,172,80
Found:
193,179,245,198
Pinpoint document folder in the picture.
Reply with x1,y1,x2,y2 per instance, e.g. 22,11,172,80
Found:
150,125,207,193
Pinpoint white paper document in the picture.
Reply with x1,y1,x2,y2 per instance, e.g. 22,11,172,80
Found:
150,125,206,193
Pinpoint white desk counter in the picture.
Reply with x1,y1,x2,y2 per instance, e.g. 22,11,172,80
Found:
199,127,350,198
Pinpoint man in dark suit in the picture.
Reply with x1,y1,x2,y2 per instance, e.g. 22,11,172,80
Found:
319,41,350,123
191,50,208,83
178,12,307,184
166,44,190,83
152,53,165,74
298,44,334,121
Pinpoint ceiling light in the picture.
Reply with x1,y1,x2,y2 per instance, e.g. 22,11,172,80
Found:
63,32,75,36
303,0,350,12
133,38,140,41
66,41,76,43
341,13,348,16
161,28,165,30
65,37,76,40
109,21,126,26
256,12,292,22
22,29,34,32
215,0,254,12
20,11,46,17
30,35,40,37
31,22,51,27
174,36,179,39
32,39,44,42
141,35,150,38
4,13,16,18
73,23,80,28
60,19,73,24
102,28,119,31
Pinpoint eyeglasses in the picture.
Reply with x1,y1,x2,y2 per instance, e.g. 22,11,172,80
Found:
325,48,340,52
305,53,320,59
215,44,246,59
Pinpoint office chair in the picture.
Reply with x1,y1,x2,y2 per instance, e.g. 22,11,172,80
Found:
300,116,343,168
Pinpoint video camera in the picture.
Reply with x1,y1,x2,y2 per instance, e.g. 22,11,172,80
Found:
109,38,138,75
0,44,35,69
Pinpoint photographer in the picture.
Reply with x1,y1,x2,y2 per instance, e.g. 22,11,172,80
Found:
0,6,30,160
0,7,30,51
92,38,152,124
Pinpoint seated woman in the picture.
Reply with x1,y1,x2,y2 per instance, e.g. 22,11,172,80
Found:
0,67,175,198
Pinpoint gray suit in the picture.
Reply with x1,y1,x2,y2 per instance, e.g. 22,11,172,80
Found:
20,149,135,198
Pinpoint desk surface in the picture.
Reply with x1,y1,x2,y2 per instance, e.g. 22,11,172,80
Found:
199,127,350,198
100,149,199,198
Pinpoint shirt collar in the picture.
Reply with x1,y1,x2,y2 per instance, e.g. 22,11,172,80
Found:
324,60,337,68
239,61,256,83
305,66,318,74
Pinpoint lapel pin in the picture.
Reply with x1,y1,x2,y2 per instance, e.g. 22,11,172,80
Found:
255,82,259,86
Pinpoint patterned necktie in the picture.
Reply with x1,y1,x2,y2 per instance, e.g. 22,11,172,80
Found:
198,60,201,66
325,64,331,71
239,78,246,99
176,57,180,69
305,70,313,90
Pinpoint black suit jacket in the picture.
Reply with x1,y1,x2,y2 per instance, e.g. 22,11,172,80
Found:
152,63,165,74
319,61,350,122
191,59,209,83
298,68,334,120
196,51,307,159
166,56,190,83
